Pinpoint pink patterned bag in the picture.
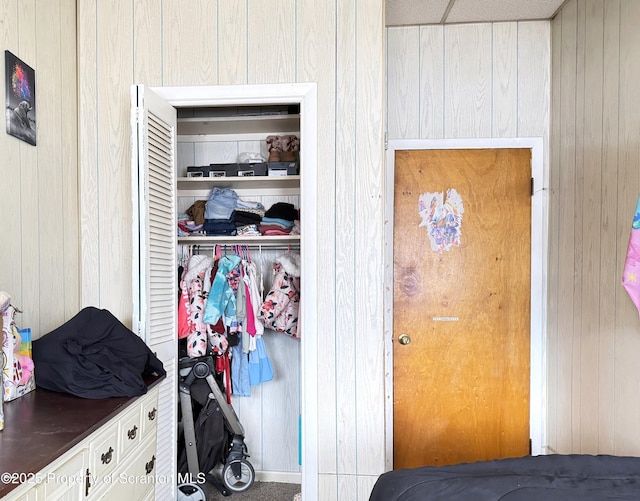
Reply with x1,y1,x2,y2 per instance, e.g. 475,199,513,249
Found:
1,299,36,402
622,197,640,316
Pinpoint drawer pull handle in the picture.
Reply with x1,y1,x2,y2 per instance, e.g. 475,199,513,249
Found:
101,446,114,465
127,425,138,440
148,407,157,421
145,455,156,475
85,468,91,496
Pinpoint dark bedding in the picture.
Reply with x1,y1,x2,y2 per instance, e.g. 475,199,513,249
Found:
370,454,640,500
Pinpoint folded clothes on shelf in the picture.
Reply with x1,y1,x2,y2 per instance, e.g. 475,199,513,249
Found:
204,217,237,236
264,202,298,222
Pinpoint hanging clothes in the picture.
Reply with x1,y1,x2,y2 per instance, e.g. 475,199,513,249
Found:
177,245,277,397
259,251,301,339
241,268,255,353
248,337,273,387
177,245,192,339
181,255,213,357
203,254,242,326
180,254,230,357
244,259,264,338
231,343,251,397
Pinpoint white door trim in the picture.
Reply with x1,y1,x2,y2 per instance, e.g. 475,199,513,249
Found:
384,137,548,470
150,83,319,500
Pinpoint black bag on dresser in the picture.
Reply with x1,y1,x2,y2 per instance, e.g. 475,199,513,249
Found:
32,307,165,398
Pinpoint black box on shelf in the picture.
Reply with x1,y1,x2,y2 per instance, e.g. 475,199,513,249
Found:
236,162,267,177
208,163,238,177
186,165,210,177
268,161,299,176
190,162,272,178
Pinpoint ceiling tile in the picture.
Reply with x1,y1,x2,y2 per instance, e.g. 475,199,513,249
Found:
446,0,563,23
386,0,451,27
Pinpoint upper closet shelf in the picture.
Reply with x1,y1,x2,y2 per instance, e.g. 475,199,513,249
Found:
177,176,300,198
177,175,300,191
177,114,300,141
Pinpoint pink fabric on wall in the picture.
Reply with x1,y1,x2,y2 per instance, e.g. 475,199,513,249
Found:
622,196,640,316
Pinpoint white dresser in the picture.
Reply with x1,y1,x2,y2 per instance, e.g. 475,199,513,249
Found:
0,379,162,501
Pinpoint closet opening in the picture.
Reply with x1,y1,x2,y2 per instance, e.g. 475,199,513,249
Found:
133,83,318,500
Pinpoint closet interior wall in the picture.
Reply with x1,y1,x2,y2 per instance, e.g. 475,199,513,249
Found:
176,109,301,477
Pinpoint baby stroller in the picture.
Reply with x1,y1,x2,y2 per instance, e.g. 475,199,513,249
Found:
177,352,255,497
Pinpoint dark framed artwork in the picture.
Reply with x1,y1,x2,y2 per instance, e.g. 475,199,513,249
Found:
5,50,36,146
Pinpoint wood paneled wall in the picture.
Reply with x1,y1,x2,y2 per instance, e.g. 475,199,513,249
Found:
0,0,79,338
77,0,385,499
549,0,640,455
386,21,550,141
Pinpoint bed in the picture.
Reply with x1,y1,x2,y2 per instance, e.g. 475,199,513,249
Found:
369,454,640,500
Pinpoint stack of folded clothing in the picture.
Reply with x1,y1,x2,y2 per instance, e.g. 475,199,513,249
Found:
177,214,204,236
259,202,299,236
204,187,238,236
234,199,265,236
177,200,207,236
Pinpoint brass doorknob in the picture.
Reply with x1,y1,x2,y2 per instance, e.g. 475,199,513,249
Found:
398,333,411,345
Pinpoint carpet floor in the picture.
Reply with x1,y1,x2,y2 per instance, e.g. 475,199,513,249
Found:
203,481,301,501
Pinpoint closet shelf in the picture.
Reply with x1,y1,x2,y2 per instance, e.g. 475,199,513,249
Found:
177,113,300,137
178,235,300,247
177,175,300,191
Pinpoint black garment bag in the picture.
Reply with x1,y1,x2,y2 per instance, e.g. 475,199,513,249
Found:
33,307,165,398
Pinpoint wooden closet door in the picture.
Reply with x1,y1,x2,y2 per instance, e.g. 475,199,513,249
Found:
393,148,532,469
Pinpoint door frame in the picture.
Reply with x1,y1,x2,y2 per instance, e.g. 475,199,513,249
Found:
147,83,319,499
384,137,548,470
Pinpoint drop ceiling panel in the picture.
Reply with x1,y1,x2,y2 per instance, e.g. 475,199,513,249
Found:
446,0,563,23
385,0,451,27
386,0,565,27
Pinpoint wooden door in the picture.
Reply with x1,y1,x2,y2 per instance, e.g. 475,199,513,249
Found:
392,148,531,469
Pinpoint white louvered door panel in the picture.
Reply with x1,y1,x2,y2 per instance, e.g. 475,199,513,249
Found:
131,84,177,501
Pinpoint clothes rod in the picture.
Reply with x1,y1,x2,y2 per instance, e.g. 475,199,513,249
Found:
181,243,300,251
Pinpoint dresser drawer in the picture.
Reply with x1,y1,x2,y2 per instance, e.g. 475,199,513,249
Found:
6,489,36,501
86,387,159,499
140,389,159,441
87,419,119,494
3,486,36,501
118,402,142,458
94,435,157,501
35,447,87,500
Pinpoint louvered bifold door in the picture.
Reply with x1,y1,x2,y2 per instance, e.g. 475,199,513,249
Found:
131,84,177,501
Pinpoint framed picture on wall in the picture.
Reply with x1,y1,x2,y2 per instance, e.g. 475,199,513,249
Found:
5,50,36,146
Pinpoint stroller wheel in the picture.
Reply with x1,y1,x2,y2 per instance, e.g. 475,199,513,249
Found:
177,482,206,501
222,459,255,492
